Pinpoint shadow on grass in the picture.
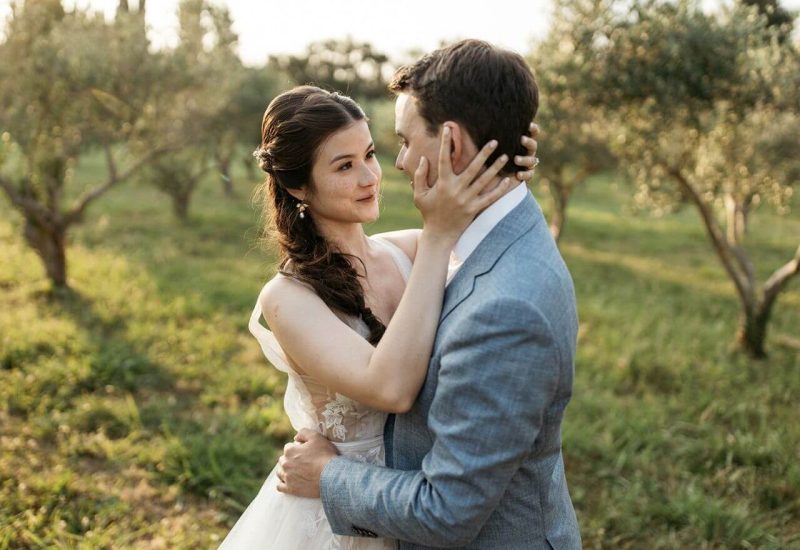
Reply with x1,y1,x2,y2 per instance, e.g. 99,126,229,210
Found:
564,245,799,393
39,286,174,395
21,286,277,520
156,412,281,518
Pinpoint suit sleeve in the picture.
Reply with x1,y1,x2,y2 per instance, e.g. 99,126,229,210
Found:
319,297,561,547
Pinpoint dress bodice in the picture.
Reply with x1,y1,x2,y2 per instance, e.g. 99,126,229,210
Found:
248,236,413,444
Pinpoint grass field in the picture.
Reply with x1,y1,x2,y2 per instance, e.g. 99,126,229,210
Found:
1,151,799,549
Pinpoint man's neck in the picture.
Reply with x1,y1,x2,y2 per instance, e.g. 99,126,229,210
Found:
452,181,528,263
475,179,525,217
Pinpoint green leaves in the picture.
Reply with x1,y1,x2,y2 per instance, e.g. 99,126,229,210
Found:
270,38,392,102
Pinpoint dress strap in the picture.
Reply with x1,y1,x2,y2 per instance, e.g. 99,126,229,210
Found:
248,290,292,374
371,235,413,282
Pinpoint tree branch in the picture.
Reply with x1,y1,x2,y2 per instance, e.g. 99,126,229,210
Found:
723,192,756,286
104,142,118,183
724,193,743,245
571,164,601,193
0,174,56,230
64,145,166,226
762,244,800,314
667,166,754,309
730,243,756,290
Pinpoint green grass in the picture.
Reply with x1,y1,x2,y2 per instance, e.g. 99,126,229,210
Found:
1,154,798,548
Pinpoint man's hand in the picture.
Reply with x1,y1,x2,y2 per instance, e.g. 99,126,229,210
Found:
515,122,540,183
276,429,339,498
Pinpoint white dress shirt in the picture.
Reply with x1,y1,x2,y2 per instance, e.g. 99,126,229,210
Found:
446,182,529,285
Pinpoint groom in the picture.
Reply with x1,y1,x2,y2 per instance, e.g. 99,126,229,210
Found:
278,39,581,549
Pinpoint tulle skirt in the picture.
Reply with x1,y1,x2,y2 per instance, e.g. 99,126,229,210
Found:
219,435,395,549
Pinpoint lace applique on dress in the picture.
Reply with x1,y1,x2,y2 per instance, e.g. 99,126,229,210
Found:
304,509,326,539
320,392,375,442
321,394,352,441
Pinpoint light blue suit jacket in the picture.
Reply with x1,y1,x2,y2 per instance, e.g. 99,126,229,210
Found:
320,192,581,549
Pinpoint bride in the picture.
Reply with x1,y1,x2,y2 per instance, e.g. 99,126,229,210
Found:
220,85,536,549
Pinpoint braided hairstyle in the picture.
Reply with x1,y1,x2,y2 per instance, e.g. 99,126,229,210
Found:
254,86,386,344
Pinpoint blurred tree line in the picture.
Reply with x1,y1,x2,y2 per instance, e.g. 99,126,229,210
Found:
0,0,797,357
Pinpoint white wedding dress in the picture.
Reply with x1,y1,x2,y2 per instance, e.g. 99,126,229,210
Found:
219,236,411,550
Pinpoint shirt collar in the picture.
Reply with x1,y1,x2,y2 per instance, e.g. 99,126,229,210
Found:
452,182,529,264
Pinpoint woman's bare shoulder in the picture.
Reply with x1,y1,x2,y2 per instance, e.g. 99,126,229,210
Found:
371,229,421,262
259,272,319,317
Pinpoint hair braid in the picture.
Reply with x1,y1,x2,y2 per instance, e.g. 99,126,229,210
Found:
254,86,386,344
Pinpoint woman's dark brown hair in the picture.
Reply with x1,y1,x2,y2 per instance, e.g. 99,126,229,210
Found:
254,85,385,344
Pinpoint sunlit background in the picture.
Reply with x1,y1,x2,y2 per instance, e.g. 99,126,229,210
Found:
3,0,800,60
4,0,556,61
1,0,798,547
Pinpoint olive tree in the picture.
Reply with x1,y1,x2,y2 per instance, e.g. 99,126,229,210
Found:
142,0,241,218
597,0,799,357
270,38,391,101
530,0,616,242
0,0,170,288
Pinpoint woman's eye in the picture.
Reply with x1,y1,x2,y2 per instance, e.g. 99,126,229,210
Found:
366,149,376,159
338,162,352,171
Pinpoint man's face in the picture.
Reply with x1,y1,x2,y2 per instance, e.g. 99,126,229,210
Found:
394,93,442,186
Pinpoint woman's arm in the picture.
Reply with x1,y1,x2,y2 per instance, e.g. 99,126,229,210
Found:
263,128,512,413
369,229,421,263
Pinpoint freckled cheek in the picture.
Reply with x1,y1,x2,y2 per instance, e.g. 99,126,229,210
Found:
314,183,344,212
372,162,382,185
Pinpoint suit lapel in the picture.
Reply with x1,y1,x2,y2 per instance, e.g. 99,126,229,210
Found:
440,192,540,323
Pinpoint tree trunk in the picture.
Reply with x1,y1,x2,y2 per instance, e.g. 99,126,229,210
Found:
243,154,257,181
23,219,68,288
549,203,565,243
172,193,190,221
548,181,570,244
737,245,800,358
735,302,769,359
218,158,236,198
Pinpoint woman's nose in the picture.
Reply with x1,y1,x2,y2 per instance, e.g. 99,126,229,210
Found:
359,163,380,187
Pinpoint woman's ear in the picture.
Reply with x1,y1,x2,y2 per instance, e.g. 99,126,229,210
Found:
285,187,307,203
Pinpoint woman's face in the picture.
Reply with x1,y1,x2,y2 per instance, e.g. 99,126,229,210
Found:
307,119,382,225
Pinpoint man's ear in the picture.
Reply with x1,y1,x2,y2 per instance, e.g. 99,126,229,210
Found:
445,122,477,174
